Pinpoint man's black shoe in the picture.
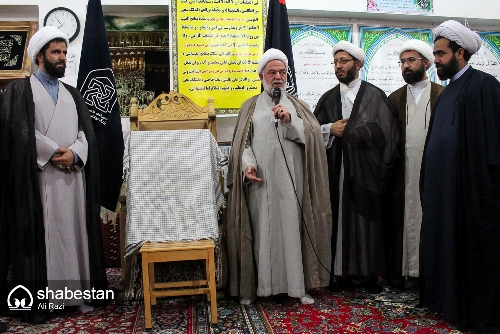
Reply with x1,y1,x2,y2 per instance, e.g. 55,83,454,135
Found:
329,277,352,292
361,280,383,294
403,277,419,290
328,282,343,292
386,276,405,289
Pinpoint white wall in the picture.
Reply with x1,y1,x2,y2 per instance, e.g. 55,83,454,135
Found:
3,0,496,21
1,0,499,141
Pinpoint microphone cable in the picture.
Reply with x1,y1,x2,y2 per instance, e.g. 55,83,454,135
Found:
273,118,331,276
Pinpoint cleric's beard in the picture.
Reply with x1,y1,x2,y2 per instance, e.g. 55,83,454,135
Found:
262,80,286,97
336,65,357,85
43,56,66,78
436,54,459,81
403,63,426,84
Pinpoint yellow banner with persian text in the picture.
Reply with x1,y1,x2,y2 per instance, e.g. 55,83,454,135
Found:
175,0,264,112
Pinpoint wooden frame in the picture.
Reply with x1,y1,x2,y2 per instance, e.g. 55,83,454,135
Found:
129,90,217,138
0,21,37,81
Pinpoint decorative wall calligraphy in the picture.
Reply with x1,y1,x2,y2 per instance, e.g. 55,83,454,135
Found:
360,26,435,96
469,32,500,81
0,31,27,70
290,24,351,111
173,0,264,113
0,21,36,79
367,0,433,14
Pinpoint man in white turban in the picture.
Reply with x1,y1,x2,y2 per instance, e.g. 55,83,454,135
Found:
433,19,482,56
333,40,366,67
386,39,444,290
314,41,400,294
0,26,109,323
420,20,500,333
226,48,332,306
27,26,69,65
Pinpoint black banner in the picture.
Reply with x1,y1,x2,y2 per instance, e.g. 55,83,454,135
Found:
77,0,124,211
264,0,298,96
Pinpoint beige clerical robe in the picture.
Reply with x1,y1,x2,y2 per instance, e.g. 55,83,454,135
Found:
242,92,306,298
227,92,332,300
387,81,444,281
402,83,430,277
32,76,90,306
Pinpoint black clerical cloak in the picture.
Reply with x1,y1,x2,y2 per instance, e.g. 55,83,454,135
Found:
314,81,400,281
420,67,500,333
0,78,108,322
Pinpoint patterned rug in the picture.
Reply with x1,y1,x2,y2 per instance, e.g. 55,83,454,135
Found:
100,210,121,268
255,289,461,333
0,268,465,333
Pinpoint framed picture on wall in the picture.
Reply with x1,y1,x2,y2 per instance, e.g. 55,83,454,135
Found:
0,21,37,81
104,15,169,116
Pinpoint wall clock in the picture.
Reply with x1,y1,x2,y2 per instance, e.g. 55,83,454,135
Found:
43,7,80,43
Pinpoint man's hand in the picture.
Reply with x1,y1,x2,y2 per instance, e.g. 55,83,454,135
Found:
330,118,349,137
272,104,291,124
51,148,75,174
245,166,262,183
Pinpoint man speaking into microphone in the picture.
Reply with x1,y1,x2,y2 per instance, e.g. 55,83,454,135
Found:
226,48,332,305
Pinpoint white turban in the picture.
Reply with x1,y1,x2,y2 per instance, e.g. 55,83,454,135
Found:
399,39,435,64
257,48,288,74
27,26,69,64
333,41,366,66
434,20,482,55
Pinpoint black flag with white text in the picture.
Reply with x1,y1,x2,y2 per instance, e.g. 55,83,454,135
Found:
77,0,124,211
265,0,298,96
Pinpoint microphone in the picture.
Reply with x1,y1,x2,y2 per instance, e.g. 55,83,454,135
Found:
273,87,281,106
273,88,281,127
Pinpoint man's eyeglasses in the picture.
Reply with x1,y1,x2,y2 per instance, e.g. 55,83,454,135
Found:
398,57,424,66
332,58,355,66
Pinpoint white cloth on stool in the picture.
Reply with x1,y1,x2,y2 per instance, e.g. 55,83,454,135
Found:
124,129,225,256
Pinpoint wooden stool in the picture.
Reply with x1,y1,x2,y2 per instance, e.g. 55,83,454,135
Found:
139,240,217,329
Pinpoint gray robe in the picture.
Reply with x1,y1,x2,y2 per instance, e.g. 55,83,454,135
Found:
227,92,332,299
241,93,306,297
32,76,90,306
1,76,107,323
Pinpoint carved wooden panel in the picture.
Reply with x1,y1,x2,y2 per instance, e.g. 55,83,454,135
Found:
138,91,207,121
129,90,216,138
